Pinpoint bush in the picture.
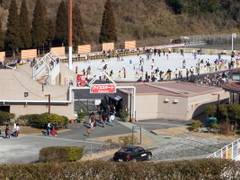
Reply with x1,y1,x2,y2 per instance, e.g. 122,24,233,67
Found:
119,109,129,122
188,120,203,132
21,113,68,129
0,159,239,179
39,146,84,162
206,104,216,117
77,110,87,123
0,111,15,125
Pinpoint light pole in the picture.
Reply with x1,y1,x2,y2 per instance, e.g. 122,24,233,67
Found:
68,0,73,70
45,94,51,114
232,33,237,52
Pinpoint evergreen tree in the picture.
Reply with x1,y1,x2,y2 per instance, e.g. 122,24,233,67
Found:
0,19,4,51
19,0,31,49
73,4,88,47
32,0,47,48
46,18,55,48
99,0,117,43
165,0,183,14
5,0,20,53
55,0,67,46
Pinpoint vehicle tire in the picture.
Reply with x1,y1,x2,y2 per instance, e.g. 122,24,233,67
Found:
147,154,152,160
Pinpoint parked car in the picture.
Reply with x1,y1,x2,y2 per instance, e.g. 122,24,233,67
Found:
113,146,152,162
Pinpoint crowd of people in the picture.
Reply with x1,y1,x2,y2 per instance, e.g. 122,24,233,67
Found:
84,104,116,137
76,48,240,85
0,123,20,139
42,123,58,137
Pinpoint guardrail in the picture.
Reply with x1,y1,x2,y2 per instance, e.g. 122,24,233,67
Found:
208,138,240,161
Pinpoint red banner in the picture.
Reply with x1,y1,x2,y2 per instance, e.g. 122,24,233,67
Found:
90,84,116,94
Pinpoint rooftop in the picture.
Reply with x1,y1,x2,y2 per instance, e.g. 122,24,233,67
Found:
0,64,69,102
121,82,224,97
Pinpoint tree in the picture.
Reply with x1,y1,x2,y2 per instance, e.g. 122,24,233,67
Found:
19,0,31,49
32,0,47,48
165,0,183,14
55,0,67,46
46,18,55,48
0,18,4,51
99,0,117,43
5,0,20,53
73,4,88,47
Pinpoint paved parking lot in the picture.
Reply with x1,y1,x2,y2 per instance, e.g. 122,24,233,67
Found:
134,119,190,131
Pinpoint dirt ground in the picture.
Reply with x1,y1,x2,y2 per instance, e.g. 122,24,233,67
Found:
91,133,155,148
0,126,41,135
152,126,238,141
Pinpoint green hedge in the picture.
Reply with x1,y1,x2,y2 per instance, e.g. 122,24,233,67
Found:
0,111,15,125
18,113,68,129
39,146,84,162
0,159,239,179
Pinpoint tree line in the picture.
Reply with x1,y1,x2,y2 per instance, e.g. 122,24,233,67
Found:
166,0,240,20
0,0,117,55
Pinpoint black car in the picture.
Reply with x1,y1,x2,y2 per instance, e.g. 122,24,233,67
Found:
113,146,152,162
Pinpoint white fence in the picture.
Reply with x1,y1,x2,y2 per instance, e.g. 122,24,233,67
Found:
208,138,240,161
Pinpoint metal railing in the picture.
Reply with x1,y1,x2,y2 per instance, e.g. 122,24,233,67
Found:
208,138,240,161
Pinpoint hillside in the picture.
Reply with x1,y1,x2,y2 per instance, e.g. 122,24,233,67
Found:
0,0,240,46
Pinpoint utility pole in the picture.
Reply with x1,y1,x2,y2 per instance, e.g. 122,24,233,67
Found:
45,94,51,114
68,0,73,70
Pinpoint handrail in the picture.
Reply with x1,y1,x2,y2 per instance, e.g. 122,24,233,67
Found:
208,138,240,160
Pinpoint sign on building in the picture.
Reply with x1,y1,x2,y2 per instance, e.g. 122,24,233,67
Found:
90,84,116,94
21,49,37,60
50,47,65,57
125,41,136,49
102,42,114,51
78,44,91,54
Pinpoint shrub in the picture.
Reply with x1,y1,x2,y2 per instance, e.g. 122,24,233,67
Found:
77,110,87,123
188,120,203,132
119,109,129,122
39,146,84,162
0,159,239,179
22,113,68,129
118,135,138,146
0,111,15,125
206,104,216,117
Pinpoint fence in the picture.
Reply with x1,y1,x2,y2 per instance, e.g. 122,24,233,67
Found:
208,138,240,161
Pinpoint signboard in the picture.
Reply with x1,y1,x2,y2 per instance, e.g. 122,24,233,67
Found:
102,42,114,51
90,84,116,94
76,74,87,87
0,52,5,62
78,44,91,54
21,49,37,60
50,47,65,57
125,41,136,49
232,33,237,38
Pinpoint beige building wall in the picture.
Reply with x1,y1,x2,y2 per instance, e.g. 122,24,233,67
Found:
157,95,188,120
187,90,229,120
136,94,159,120
136,89,230,121
10,103,75,120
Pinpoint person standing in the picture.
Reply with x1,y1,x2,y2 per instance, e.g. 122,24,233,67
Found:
5,124,10,138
